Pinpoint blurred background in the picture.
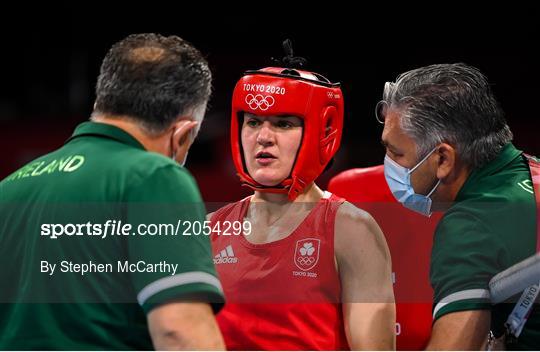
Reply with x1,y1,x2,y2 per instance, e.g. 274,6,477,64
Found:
1,3,538,201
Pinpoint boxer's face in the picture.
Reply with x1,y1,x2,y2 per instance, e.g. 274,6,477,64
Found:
241,113,303,186
381,108,440,197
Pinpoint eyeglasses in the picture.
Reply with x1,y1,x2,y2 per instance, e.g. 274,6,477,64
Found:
375,100,388,124
375,81,394,124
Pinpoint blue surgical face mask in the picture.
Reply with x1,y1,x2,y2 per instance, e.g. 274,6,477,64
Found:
384,148,441,217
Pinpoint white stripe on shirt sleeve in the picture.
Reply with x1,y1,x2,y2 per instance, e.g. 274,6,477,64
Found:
137,271,223,306
433,289,490,318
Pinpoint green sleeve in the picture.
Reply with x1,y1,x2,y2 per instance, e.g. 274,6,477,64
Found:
430,209,502,321
124,164,223,314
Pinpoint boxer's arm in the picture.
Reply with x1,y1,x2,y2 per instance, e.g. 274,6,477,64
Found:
335,202,396,350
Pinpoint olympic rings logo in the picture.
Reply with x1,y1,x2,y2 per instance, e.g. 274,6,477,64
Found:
245,94,275,111
297,256,316,266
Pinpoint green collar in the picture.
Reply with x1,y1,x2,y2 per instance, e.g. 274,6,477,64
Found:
456,143,522,201
66,121,146,150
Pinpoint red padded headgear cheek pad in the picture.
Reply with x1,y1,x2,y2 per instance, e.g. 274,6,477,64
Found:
288,85,344,198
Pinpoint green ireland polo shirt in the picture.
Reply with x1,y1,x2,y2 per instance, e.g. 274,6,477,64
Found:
0,121,223,350
430,143,539,349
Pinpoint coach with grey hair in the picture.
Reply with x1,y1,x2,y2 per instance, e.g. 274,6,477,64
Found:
0,33,224,350
379,63,539,349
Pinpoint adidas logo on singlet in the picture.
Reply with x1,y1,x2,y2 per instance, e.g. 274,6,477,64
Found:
213,245,238,264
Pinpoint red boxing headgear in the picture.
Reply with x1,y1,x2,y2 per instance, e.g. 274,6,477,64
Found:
231,67,344,200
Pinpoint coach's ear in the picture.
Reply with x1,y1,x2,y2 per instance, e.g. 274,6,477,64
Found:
435,143,457,181
171,120,199,165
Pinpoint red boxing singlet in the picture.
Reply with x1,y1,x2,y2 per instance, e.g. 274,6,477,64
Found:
211,192,349,350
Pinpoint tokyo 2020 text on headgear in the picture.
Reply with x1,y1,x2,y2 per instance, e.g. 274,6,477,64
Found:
231,42,344,200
